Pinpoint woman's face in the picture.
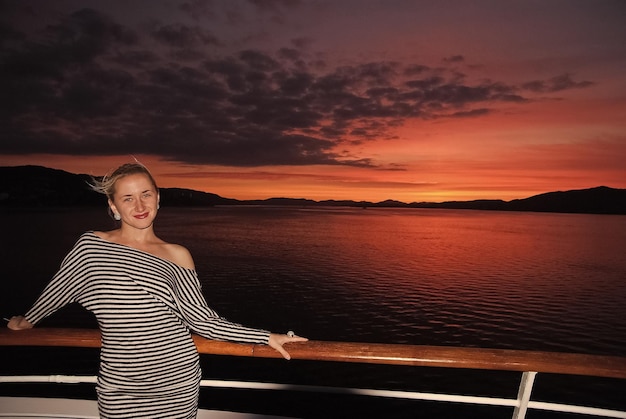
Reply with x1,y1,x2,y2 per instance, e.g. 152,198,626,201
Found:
109,173,160,229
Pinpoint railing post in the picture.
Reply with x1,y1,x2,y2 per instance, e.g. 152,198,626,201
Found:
512,371,537,419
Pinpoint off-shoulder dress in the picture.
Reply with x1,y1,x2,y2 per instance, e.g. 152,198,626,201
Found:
25,231,270,418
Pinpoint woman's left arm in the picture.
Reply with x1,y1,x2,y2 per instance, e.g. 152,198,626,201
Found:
173,269,307,359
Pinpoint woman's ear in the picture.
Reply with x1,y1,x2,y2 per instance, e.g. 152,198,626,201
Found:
108,199,121,220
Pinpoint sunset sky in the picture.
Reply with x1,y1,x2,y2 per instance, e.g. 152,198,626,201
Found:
1,0,625,202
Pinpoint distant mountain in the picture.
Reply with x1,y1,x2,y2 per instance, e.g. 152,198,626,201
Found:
0,165,236,207
158,187,238,206
0,165,103,207
1,165,624,214
506,186,626,214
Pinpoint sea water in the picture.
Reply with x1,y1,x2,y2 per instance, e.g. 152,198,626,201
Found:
1,206,625,417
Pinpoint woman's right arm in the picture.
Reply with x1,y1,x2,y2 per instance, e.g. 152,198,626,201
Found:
8,233,90,329
7,316,33,330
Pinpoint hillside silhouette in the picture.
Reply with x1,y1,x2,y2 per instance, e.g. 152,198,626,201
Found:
1,165,624,215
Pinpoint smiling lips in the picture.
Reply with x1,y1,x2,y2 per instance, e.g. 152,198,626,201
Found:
134,212,150,219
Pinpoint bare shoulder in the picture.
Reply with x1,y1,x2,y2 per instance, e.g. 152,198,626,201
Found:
162,243,195,270
92,228,123,244
92,230,116,241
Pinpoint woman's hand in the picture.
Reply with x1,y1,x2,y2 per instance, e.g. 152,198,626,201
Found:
7,316,33,330
268,332,308,360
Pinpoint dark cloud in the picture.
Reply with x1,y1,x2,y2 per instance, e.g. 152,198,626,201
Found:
46,8,138,60
238,49,280,71
248,0,302,13
1,8,136,81
178,0,219,21
448,108,491,118
0,20,25,44
151,23,219,48
0,6,594,168
290,37,313,50
522,73,594,93
277,47,300,61
111,49,160,67
443,55,464,63
404,65,430,75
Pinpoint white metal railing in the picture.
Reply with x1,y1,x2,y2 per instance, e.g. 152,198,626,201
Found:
1,371,625,419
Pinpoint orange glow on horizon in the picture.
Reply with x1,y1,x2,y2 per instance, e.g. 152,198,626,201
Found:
1,152,624,203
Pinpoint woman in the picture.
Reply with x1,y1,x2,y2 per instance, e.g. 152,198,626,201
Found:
8,162,307,418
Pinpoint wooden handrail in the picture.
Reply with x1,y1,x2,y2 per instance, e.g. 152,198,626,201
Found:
2,328,626,379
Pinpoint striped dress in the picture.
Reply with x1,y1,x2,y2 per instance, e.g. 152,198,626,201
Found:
24,231,270,418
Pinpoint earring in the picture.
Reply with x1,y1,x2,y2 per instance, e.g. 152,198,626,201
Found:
157,203,160,209
113,213,121,221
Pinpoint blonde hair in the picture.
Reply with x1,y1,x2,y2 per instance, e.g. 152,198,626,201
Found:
90,162,159,200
